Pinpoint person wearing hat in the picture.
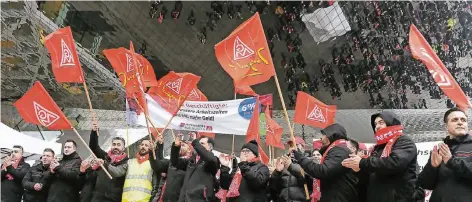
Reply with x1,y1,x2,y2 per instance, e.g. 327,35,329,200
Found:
218,140,270,202
287,123,358,202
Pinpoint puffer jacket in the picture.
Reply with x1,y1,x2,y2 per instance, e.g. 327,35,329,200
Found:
360,111,417,202
418,134,472,202
47,152,82,202
269,163,310,202
1,158,30,202
22,163,52,202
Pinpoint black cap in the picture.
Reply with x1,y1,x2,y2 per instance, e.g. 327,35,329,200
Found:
242,140,259,157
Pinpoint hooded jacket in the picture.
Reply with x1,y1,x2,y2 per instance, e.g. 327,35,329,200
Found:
47,152,82,202
293,123,358,202
1,158,30,202
418,134,472,202
22,163,53,202
269,163,310,202
359,111,417,202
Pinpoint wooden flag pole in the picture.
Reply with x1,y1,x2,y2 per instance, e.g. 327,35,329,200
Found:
131,95,157,158
268,145,272,165
82,81,100,136
132,95,175,140
126,125,130,156
231,93,237,155
274,74,310,200
71,127,113,179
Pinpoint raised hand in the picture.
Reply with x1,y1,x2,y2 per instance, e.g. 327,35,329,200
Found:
275,157,285,172
280,155,292,169
218,154,231,167
438,143,452,164
92,121,99,131
80,160,91,173
33,183,42,191
175,133,182,146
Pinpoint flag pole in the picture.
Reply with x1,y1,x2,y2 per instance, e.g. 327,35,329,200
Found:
132,95,175,140
82,80,100,136
131,95,157,159
274,74,309,200
71,127,113,179
231,92,237,156
126,125,130,156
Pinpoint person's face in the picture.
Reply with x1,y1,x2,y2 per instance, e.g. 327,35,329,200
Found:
374,116,387,132
139,140,151,155
296,144,305,152
111,139,124,154
63,142,76,155
11,148,23,160
179,143,191,156
41,151,54,165
446,111,468,137
321,135,330,146
240,148,256,162
199,137,212,151
55,155,63,162
312,150,322,162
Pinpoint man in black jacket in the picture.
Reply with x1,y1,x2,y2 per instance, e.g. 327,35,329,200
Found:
150,135,192,202
2,145,31,202
342,111,417,202
22,148,55,202
418,107,472,202
269,155,309,202
171,133,219,202
47,140,82,202
291,123,358,202
85,122,129,202
218,140,270,202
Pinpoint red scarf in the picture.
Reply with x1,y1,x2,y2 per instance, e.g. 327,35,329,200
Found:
312,140,346,202
216,157,260,201
92,150,127,170
374,125,403,157
136,152,150,164
1,157,22,180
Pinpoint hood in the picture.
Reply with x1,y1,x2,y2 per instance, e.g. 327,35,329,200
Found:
62,151,80,161
321,123,347,143
370,111,402,132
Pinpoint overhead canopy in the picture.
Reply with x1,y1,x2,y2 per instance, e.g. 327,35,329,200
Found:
0,123,62,160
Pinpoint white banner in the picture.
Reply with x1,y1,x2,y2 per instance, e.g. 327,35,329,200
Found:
136,94,257,135
416,141,441,202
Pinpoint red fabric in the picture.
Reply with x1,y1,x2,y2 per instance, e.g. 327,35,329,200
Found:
358,143,367,151
196,154,201,163
313,140,323,150
294,91,337,129
215,13,275,87
265,107,284,149
312,140,346,201
1,157,22,180
44,26,84,83
409,24,471,110
215,189,228,202
134,53,158,87
158,180,167,202
92,150,127,170
226,157,260,198
13,81,72,130
235,85,258,96
374,125,404,145
136,153,150,164
147,71,201,115
186,88,208,101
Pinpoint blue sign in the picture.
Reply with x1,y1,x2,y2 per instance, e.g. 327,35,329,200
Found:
238,97,257,120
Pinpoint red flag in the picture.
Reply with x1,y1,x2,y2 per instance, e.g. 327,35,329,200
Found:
186,88,208,102
103,48,142,95
13,81,72,130
198,132,215,139
244,98,269,165
409,24,471,110
44,26,84,83
235,84,258,97
265,107,284,150
215,13,275,87
294,91,337,129
135,53,158,87
148,71,201,115
149,127,164,139
258,145,269,165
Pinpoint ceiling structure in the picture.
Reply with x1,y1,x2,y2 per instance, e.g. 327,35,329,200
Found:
2,1,459,112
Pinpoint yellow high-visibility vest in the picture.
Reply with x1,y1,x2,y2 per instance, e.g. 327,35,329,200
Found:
122,159,153,202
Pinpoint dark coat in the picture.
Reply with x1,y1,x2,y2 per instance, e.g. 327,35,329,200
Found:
171,139,220,202
22,163,53,202
269,163,310,202
294,123,359,202
418,134,472,202
1,158,30,202
219,160,270,202
88,130,128,202
47,152,82,202
78,168,97,202
150,142,186,202
360,111,417,202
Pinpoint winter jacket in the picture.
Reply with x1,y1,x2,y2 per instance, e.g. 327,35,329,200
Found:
219,160,270,202
87,130,128,202
269,163,310,202
78,168,97,202
293,123,358,202
360,111,417,202
47,152,82,202
171,139,220,202
418,134,472,202
22,163,52,202
150,143,186,202
1,158,30,202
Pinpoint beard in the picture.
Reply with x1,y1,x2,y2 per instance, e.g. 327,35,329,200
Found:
139,148,149,156
112,148,121,154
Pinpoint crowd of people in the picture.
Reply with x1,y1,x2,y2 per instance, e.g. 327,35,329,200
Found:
2,107,472,202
